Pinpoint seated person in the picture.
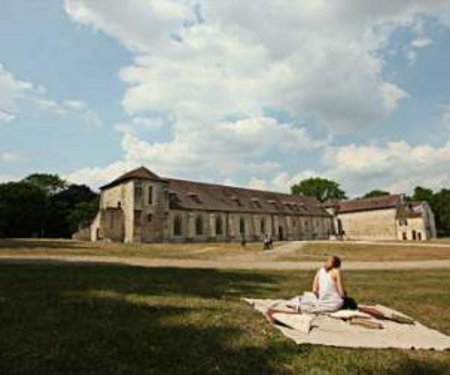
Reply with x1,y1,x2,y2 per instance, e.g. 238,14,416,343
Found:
312,255,346,312
290,255,357,313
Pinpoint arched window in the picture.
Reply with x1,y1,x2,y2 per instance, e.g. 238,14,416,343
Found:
173,215,182,236
215,215,223,236
260,218,266,234
239,217,246,235
195,216,203,235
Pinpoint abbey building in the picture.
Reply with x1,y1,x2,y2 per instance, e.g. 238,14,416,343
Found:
79,167,436,243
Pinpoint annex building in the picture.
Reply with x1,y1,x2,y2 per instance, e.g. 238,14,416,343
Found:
80,167,436,243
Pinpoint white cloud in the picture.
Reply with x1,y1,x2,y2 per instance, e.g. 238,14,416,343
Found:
64,0,441,135
67,115,323,187
323,141,450,195
114,116,167,134
0,109,15,123
247,170,319,193
406,37,433,64
0,63,33,122
411,38,433,49
63,0,450,192
0,152,23,163
0,63,101,126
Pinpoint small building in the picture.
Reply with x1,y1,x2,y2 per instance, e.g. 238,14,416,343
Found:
88,167,333,243
323,195,436,241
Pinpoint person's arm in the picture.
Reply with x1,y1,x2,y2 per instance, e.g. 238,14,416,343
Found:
312,271,319,297
335,269,346,298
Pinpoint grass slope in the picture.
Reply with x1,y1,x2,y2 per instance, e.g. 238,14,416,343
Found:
0,263,449,374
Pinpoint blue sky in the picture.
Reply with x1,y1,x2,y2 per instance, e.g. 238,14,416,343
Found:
1,1,450,196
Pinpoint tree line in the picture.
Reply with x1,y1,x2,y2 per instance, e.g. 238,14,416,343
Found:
291,177,450,237
0,174,98,238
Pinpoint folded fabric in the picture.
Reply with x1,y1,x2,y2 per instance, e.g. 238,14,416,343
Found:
329,310,372,320
349,317,383,330
270,312,315,333
359,304,415,324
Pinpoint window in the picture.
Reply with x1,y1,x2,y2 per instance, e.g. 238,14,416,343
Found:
260,218,266,234
148,186,153,204
173,215,182,236
134,181,143,203
134,210,142,227
147,214,153,222
399,218,408,226
231,196,242,207
189,193,201,204
251,198,261,208
239,217,246,235
195,216,203,235
215,216,223,235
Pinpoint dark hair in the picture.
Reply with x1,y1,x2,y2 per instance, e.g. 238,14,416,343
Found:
325,255,341,271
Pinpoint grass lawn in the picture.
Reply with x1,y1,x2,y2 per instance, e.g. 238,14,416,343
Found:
1,239,450,263
0,263,449,374
276,242,450,262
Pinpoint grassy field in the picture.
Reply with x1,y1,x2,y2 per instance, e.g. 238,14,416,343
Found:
1,239,450,262
0,262,449,374
276,242,450,262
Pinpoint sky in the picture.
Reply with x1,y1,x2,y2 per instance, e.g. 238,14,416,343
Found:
1,0,450,197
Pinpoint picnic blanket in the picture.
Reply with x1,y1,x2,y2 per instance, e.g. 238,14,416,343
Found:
244,298,450,350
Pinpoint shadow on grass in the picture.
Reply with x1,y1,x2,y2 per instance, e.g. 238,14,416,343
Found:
0,263,295,374
0,239,93,251
0,263,448,375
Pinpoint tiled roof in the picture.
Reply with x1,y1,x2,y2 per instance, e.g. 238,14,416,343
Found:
100,167,166,190
397,201,424,218
101,167,330,216
167,178,330,216
332,194,403,214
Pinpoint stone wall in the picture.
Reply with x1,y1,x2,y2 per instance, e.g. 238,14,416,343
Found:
99,208,125,242
164,210,332,242
336,208,398,240
100,181,134,242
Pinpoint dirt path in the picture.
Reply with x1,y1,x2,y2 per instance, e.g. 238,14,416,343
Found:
1,254,449,271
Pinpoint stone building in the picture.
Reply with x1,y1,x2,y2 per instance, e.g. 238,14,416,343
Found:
83,167,437,243
88,167,333,243
323,194,436,241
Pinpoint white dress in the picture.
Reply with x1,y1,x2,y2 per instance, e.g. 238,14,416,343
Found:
289,267,344,313
316,267,344,312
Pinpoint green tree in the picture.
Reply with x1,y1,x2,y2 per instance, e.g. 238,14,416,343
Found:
22,173,67,196
411,186,434,203
67,199,99,233
0,182,48,237
46,184,99,237
291,177,346,203
363,190,390,198
432,189,450,236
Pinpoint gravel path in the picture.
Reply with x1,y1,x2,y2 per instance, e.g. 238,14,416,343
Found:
1,254,449,270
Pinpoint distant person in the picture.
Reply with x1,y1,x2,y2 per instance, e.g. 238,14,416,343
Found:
268,234,274,250
263,234,270,250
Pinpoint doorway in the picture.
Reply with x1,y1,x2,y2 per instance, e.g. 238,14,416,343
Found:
278,226,284,241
